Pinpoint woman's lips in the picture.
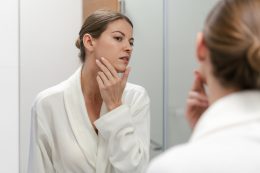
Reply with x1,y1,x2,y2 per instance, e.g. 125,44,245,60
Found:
119,56,130,64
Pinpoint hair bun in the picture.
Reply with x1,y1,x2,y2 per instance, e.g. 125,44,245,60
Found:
75,38,81,49
247,39,260,73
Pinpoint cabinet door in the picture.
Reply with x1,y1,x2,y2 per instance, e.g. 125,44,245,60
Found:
83,0,120,19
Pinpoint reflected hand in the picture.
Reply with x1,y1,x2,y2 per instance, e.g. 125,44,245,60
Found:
185,70,209,129
96,57,130,111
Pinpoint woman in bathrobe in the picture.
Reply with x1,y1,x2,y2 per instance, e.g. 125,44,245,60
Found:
28,10,150,173
147,0,260,172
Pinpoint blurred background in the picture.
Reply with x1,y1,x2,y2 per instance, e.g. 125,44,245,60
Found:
0,0,219,172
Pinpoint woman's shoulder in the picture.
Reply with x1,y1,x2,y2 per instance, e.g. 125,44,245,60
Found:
147,143,204,172
33,67,81,108
32,80,68,109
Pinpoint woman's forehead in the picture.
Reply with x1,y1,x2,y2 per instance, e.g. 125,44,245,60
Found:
105,19,133,34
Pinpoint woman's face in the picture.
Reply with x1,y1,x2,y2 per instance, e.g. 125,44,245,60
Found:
93,19,134,73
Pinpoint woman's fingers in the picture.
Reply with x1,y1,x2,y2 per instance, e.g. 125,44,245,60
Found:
97,71,109,85
192,70,206,94
100,57,118,78
189,91,208,103
96,57,130,87
185,70,209,129
187,96,208,107
96,75,105,89
96,59,114,80
188,73,209,109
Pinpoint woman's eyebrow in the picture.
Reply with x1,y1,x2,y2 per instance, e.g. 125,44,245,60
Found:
112,31,125,36
112,31,134,41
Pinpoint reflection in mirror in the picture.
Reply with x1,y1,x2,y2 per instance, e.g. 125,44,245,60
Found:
28,9,152,173
20,0,163,172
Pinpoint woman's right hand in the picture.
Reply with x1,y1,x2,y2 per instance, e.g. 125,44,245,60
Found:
185,70,209,129
96,57,130,111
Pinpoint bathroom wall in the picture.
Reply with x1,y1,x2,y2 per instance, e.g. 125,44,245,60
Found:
19,0,82,172
0,0,19,172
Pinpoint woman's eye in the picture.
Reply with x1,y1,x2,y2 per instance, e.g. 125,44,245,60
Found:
114,36,123,41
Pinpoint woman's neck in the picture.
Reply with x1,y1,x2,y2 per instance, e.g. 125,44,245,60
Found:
81,59,102,103
207,76,238,105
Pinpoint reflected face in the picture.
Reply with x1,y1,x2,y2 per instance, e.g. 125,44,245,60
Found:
93,19,134,73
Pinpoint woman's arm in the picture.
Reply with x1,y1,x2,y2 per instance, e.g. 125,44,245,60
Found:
95,94,150,173
28,104,55,173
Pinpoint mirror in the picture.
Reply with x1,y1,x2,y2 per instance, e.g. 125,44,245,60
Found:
19,0,218,172
20,0,163,172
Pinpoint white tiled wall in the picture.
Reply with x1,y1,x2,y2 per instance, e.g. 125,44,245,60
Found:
0,0,19,172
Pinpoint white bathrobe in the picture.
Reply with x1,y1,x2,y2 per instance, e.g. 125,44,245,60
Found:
147,91,260,173
28,67,150,173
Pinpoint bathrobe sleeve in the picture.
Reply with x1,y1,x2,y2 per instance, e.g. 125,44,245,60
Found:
95,88,150,173
27,103,55,173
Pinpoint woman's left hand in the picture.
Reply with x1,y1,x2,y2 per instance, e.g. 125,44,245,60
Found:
185,70,209,129
96,57,130,111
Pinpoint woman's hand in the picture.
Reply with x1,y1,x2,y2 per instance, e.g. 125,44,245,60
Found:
185,70,209,129
96,57,130,111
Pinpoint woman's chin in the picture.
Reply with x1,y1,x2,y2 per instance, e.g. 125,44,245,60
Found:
115,66,127,73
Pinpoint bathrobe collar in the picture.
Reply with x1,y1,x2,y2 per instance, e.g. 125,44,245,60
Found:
63,66,107,169
191,91,260,141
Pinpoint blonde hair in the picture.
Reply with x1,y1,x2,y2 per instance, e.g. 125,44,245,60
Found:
204,0,260,89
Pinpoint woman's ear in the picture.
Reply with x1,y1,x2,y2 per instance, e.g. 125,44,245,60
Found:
196,32,208,62
83,34,95,52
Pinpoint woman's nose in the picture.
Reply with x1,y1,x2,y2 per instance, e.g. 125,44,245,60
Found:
124,41,133,52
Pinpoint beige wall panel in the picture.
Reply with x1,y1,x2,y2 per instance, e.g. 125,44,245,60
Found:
83,0,120,19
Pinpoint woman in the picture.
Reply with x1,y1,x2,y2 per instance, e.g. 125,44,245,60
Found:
28,10,150,173
147,0,260,172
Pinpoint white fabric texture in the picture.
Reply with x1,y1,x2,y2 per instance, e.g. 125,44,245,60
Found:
147,91,260,173
28,67,150,173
